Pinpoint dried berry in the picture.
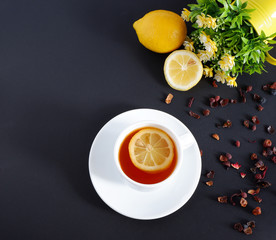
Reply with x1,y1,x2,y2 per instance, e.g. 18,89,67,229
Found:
250,153,258,160
251,115,260,124
222,120,232,128
217,196,228,203
210,101,218,108
271,156,276,163
240,190,247,198
266,148,273,156
209,97,215,103
220,98,229,107
215,95,220,102
212,133,220,140
270,82,276,89
251,125,257,131
202,109,210,116
257,105,264,111
222,161,231,168
263,139,272,148
189,111,200,119
246,85,253,93
206,170,215,179
247,221,256,229
187,97,195,108
255,160,264,168
256,181,271,188
230,99,237,104
255,174,263,180
235,140,241,147
253,196,262,203
226,153,232,160
252,207,261,215
262,84,270,91
234,223,244,232
243,226,253,235
253,93,260,102
267,126,275,134
240,198,248,207
243,120,250,128
262,149,268,157
205,180,213,186
230,193,240,206
240,172,246,178
165,93,173,104
248,188,260,195
212,80,218,88
219,154,228,162
231,162,241,169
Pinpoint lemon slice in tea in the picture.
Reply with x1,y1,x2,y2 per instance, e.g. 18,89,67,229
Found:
128,128,174,173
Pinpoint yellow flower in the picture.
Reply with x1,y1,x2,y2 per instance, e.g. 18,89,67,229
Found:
183,41,195,52
181,8,191,22
196,13,206,28
226,75,237,87
199,32,209,44
203,66,213,78
218,54,235,72
205,15,217,29
204,39,217,55
197,50,212,63
214,70,227,84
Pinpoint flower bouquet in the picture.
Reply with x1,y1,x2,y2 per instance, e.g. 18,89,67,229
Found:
181,0,276,87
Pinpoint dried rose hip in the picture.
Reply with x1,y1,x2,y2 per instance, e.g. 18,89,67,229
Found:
217,196,228,203
256,181,271,188
206,170,215,179
220,98,229,107
187,97,195,107
223,120,232,128
257,105,264,111
235,140,241,147
202,109,210,116
255,160,264,168
222,161,231,168
231,162,241,169
231,99,237,104
252,207,261,215
210,101,218,108
240,190,247,198
253,196,262,203
267,126,275,134
226,153,232,160
263,139,272,148
212,133,220,140
246,85,253,93
251,125,257,131
255,174,263,180
215,95,220,102
271,156,276,163
253,93,260,102
243,120,250,128
252,116,260,124
250,153,258,160
212,80,218,88
240,197,248,207
165,93,173,104
219,154,228,162
247,221,256,229
206,180,213,186
234,223,244,232
240,172,246,178
250,167,257,174
248,188,260,195
189,111,200,119
243,226,253,235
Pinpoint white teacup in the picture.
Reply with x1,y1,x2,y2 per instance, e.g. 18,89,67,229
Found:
114,121,194,191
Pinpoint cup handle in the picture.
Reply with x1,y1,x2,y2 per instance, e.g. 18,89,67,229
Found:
266,52,276,65
178,132,195,150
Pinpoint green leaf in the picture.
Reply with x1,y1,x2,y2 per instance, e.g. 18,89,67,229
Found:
241,1,248,9
241,37,249,44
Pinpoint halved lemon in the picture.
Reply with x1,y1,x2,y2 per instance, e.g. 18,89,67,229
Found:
164,50,203,91
128,128,174,173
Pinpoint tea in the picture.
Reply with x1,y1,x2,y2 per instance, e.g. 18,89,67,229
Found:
118,127,177,184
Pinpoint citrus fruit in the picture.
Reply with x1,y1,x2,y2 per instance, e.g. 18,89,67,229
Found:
128,128,174,173
133,10,187,53
164,50,203,91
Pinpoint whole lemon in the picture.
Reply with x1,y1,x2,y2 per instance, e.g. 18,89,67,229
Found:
133,10,187,53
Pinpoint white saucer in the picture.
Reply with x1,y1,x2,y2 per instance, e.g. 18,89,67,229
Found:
88,109,201,220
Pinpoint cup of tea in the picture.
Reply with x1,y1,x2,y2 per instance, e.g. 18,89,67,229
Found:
113,121,195,191
242,0,276,65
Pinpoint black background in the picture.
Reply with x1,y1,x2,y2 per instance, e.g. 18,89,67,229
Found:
0,0,275,239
